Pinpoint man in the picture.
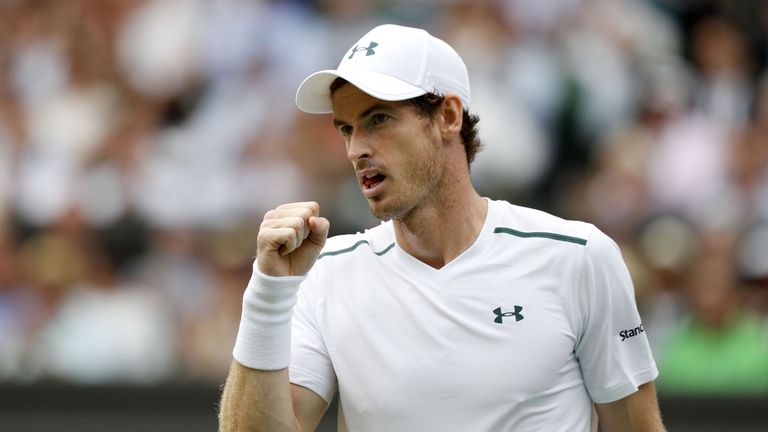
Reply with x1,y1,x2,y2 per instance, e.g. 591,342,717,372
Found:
219,24,664,431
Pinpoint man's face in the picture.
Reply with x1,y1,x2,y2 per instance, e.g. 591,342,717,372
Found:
331,84,444,220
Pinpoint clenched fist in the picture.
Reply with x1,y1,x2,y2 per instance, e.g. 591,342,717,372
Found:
256,201,330,277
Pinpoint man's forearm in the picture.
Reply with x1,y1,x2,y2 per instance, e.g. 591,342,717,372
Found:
222,202,330,432
595,382,666,432
219,361,300,432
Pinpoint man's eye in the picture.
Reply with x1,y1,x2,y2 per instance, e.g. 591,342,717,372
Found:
371,113,390,125
339,125,352,136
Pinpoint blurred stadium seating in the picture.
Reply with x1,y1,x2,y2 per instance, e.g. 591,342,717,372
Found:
0,0,766,429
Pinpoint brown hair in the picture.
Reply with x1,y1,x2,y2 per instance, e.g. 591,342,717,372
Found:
329,78,482,165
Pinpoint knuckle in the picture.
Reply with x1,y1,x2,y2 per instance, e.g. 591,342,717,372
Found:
259,218,275,230
280,216,297,229
256,230,268,245
263,209,277,220
277,201,301,210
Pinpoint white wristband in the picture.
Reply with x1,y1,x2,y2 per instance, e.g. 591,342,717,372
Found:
232,261,307,370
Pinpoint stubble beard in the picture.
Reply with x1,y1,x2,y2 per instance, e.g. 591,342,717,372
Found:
369,147,443,223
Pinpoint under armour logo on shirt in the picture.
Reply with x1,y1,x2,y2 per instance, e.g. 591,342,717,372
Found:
348,41,379,59
493,306,524,323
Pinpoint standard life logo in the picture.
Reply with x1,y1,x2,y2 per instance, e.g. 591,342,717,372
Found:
619,324,645,341
493,306,524,324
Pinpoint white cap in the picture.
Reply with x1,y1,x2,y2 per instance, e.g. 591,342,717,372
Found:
295,24,470,114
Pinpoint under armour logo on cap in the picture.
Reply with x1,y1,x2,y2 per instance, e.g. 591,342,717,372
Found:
295,24,471,114
348,41,379,59
493,306,524,323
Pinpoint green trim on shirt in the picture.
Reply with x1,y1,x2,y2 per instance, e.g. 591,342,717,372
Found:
318,240,395,260
493,227,588,246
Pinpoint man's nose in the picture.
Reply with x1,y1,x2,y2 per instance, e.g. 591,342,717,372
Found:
346,130,373,162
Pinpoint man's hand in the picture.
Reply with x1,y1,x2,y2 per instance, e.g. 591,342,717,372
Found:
257,201,330,277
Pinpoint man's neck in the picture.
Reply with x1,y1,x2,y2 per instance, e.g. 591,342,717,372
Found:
392,188,487,269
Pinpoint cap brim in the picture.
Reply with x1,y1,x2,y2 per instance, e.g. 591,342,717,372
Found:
295,68,427,114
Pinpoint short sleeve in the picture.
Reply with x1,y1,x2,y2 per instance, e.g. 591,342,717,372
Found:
574,227,659,404
289,263,338,403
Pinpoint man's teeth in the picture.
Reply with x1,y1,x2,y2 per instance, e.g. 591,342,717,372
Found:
365,173,377,179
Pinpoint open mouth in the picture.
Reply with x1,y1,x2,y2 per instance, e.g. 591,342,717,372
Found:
362,173,386,190
359,172,387,198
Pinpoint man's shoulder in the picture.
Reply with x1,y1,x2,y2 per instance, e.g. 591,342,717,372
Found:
317,221,395,261
491,199,596,247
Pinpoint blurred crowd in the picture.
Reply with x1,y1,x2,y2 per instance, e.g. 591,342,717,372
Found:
0,0,767,394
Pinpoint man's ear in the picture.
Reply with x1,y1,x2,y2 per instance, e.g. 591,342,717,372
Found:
440,94,463,141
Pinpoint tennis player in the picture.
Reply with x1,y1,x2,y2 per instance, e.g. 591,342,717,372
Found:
220,24,665,432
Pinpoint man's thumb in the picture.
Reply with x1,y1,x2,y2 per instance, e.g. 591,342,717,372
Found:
307,216,330,248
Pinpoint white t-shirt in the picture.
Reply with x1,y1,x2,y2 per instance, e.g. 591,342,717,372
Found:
289,199,658,431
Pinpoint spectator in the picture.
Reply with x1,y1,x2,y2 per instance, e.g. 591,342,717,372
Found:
657,231,768,394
